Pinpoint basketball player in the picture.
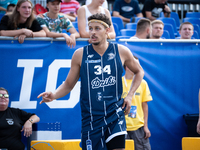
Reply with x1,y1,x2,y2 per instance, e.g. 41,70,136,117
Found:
38,13,144,150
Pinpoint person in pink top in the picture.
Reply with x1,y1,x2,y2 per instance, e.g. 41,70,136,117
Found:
60,0,80,20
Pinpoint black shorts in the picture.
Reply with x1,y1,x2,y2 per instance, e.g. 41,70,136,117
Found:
106,134,125,150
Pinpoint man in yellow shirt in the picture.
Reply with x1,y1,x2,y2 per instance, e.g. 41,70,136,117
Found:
122,56,152,150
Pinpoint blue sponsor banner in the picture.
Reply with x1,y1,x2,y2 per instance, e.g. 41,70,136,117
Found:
1,38,200,150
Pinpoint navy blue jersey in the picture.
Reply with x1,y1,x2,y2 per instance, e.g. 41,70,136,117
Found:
80,42,124,131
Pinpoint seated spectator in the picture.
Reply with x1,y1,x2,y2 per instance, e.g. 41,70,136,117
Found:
37,0,80,47
0,0,46,44
0,0,17,14
0,87,40,150
150,20,164,39
60,0,80,22
85,0,108,9
142,0,171,21
178,22,194,39
77,0,115,40
113,0,143,24
6,3,16,13
130,18,151,39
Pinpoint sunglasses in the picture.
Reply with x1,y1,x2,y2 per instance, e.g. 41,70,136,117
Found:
0,94,9,98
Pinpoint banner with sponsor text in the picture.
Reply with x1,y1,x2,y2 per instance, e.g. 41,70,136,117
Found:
1,38,200,150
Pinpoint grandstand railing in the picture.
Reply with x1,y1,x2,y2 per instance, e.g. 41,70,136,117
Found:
1,36,200,42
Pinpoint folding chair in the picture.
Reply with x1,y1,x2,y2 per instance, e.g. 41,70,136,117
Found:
163,24,175,39
161,30,170,39
120,29,136,36
126,23,137,29
111,17,124,31
186,12,200,18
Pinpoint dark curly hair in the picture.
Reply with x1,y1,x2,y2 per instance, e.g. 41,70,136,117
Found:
88,13,111,27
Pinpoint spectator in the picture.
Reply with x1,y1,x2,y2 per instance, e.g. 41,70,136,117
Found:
179,22,194,39
38,13,144,150
142,0,171,21
130,18,151,39
122,56,152,150
77,0,116,40
37,0,80,47
0,87,40,150
197,88,200,134
150,19,164,39
0,0,46,44
60,0,80,21
0,0,17,14
85,0,108,9
6,3,16,13
113,0,143,24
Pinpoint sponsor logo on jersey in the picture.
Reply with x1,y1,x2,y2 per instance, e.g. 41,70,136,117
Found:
116,107,122,113
87,54,94,58
107,53,115,61
96,92,103,101
86,139,92,150
85,59,101,63
118,120,124,125
91,76,116,89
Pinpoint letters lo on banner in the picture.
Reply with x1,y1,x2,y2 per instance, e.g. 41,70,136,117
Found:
10,59,80,109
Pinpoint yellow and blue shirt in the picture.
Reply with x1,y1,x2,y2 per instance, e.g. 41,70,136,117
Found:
122,78,153,131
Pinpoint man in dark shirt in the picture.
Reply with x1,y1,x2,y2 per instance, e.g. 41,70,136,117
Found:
113,0,143,24
142,0,171,21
